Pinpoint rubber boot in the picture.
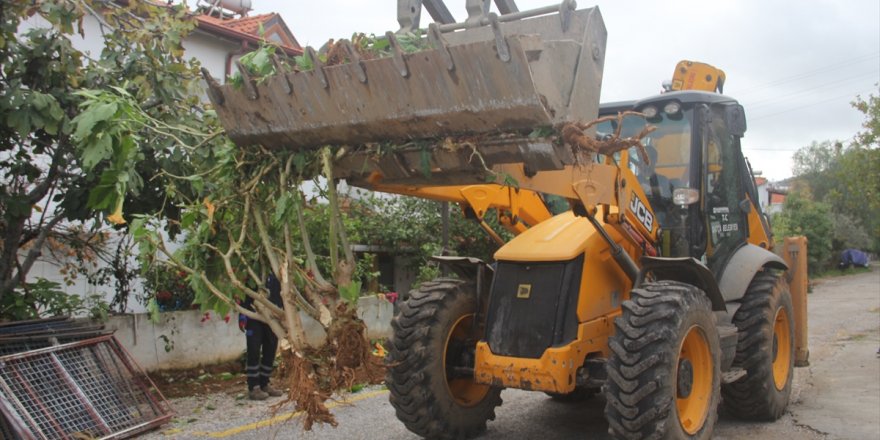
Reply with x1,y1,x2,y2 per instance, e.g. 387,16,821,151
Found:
262,384,284,397
249,388,269,401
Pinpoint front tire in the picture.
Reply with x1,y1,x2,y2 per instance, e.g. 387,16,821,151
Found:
721,270,795,420
605,281,721,440
387,279,502,440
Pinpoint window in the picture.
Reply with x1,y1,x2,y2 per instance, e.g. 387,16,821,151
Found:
704,107,746,267
597,107,694,228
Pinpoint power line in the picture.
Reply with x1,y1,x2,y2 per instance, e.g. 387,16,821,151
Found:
734,52,880,97
745,71,879,109
749,88,877,121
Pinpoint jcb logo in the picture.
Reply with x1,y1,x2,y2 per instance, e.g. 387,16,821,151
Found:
629,192,654,231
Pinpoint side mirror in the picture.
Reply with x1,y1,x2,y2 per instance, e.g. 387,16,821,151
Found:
724,104,747,136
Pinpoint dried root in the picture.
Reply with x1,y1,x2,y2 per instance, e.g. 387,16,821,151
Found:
274,303,385,430
562,111,656,166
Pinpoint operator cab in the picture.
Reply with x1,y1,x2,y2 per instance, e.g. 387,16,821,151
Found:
597,91,763,275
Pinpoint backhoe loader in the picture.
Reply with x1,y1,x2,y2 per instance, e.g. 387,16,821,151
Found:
202,1,809,439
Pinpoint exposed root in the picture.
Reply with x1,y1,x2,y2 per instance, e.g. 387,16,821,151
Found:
562,111,655,165
273,303,385,430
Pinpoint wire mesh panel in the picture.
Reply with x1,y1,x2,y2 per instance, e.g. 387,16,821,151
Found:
0,317,111,357
0,335,171,439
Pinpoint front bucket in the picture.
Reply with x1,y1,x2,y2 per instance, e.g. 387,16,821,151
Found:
207,6,606,150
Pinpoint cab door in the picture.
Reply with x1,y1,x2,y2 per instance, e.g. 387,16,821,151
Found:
703,105,749,274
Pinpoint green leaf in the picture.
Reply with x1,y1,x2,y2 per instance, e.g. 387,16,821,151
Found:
181,210,197,229
81,133,113,170
338,281,361,305
420,148,431,179
73,102,118,140
274,192,292,224
147,298,160,323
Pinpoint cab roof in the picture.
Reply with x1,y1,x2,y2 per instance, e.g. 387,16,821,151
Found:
599,91,740,115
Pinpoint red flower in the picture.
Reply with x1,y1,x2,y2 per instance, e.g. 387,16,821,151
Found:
224,314,231,323
385,292,399,303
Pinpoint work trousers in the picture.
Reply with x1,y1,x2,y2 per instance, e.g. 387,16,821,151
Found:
245,319,278,390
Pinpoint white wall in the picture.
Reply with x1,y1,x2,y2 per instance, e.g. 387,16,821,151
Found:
184,30,240,82
107,295,393,371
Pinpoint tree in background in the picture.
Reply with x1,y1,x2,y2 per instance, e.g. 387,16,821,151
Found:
771,192,833,274
0,1,199,315
778,91,880,268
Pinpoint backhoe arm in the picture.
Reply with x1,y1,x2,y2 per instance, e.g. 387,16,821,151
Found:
365,182,554,239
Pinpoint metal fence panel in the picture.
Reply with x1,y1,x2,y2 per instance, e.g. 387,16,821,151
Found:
0,335,171,440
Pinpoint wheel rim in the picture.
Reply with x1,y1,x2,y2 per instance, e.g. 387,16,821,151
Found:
772,307,793,390
443,314,490,407
676,325,713,435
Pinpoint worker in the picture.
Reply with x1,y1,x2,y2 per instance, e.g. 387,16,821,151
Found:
238,273,285,400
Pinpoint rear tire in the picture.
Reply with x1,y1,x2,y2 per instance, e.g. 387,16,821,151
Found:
387,279,502,440
721,270,794,420
605,281,721,440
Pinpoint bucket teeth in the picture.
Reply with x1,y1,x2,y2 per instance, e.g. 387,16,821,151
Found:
305,47,329,89
200,68,224,106
206,7,607,152
428,23,455,71
271,55,293,94
385,32,410,78
340,39,368,83
488,13,511,62
234,60,259,100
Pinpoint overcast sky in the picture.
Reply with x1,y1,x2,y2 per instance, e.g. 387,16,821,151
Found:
236,0,878,180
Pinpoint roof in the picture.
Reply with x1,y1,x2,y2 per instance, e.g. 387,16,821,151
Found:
599,91,740,115
215,13,275,35
194,12,302,55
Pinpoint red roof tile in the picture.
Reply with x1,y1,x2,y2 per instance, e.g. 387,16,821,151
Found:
195,13,301,55
219,13,277,35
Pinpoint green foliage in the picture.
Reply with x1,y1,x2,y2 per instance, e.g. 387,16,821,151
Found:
338,281,361,306
829,212,873,251
339,192,506,282
229,45,279,88
229,31,430,87
852,91,880,148
1,0,206,309
140,264,195,312
771,193,833,274
0,278,108,322
791,95,880,254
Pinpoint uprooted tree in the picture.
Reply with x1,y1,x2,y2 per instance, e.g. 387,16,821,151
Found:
129,143,386,428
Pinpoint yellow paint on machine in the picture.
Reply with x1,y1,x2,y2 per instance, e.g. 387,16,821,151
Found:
474,316,616,394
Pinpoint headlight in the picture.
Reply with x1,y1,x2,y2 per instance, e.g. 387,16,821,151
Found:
673,188,700,206
663,101,681,115
641,106,658,118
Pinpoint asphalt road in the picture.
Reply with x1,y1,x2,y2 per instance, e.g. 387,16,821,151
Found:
142,267,880,440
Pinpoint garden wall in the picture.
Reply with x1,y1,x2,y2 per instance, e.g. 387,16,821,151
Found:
105,295,394,371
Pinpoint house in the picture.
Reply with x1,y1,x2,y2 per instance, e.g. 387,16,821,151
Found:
189,8,302,82
19,1,301,314
766,187,788,215
754,176,769,209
